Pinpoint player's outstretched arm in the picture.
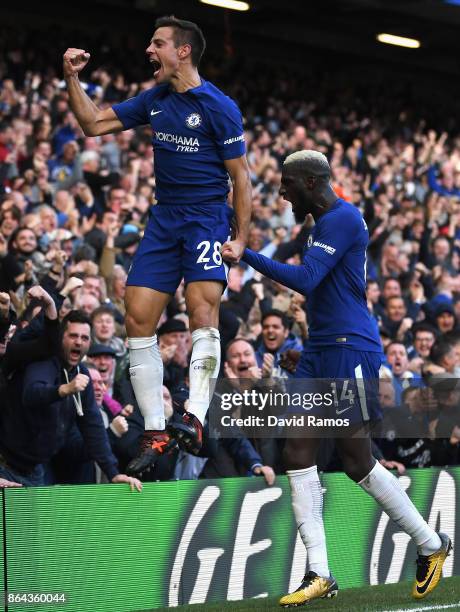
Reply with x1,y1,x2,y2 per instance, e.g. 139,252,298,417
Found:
63,48,124,136
221,156,252,263
243,207,363,295
242,248,330,296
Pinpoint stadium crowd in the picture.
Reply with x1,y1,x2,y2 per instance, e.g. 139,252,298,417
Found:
0,24,459,486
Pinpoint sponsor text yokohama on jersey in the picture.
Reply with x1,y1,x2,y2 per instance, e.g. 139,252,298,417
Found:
155,132,200,147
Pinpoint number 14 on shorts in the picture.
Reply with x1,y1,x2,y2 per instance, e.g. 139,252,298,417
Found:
330,380,355,414
330,365,369,419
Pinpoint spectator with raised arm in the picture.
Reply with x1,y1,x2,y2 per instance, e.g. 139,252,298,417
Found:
0,310,141,491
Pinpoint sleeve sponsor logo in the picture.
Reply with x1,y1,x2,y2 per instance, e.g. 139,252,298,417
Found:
312,241,336,255
223,134,245,145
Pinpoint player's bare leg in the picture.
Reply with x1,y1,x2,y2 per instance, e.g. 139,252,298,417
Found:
336,433,450,599
283,437,321,471
279,437,338,607
167,280,223,453
125,286,176,475
334,431,374,482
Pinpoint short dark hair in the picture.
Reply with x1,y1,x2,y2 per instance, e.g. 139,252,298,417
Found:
0,204,21,225
262,309,290,329
154,16,206,67
8,226,36,252
430,341,454,366
385,341,407,355
73,243,97,263
97,209,116,223
91,305,115,322
386,295,405,305
107,185,125,200
402,386,419,402
225,337,255,360
444,329,460,345
412,322,437,339
61,310,92,333
383,277,401,288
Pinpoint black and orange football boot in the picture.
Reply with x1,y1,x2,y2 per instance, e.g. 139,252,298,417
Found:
126,430,177,476
167,412,203,455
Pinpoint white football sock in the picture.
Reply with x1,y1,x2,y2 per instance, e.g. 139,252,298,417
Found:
359,461,441,555
128,335,165,431
188,327,220,425
287,466,330,577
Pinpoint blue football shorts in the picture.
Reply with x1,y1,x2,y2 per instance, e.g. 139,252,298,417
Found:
127,204,233,294
294,347,383,424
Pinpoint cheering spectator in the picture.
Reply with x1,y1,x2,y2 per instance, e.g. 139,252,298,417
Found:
386,341,422,406
256,309,302,377
382,296,413,343
0,310,141,490
433,303,457,334
429,340,457,375
86,342,117,396
408,323,437,374
91,305,126,358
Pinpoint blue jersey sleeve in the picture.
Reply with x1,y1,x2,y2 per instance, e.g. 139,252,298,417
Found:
207,97,246,160
242,248,330,295
306,207,362,271
112,90,150,130
241,206,363,296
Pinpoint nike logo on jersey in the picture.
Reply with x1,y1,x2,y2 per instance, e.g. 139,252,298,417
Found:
151,110,163,116
336,405,352,415
203,264,220,270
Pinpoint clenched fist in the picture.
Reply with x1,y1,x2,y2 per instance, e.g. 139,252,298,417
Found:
221,239,246,264
63,48,91,78
27,285,53,307
110,415,129,437
0,292,10,319
59,373,90,397
27,285,57,320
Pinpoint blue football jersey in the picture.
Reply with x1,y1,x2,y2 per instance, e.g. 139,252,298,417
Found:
302,199,381,351
243,199,382,352
112,79,245,206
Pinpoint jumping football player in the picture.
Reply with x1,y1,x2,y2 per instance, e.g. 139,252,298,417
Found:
63,16,251,475
235,150,451,607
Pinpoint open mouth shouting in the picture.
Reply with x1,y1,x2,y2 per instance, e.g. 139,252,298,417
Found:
237,362,251,376
265,334,279,349
150,59,162,79
69,348,81,365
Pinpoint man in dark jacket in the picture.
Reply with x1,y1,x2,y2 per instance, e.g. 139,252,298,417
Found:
0,309,141,491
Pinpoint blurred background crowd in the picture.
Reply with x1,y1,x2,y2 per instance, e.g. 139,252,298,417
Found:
0,14,459,487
